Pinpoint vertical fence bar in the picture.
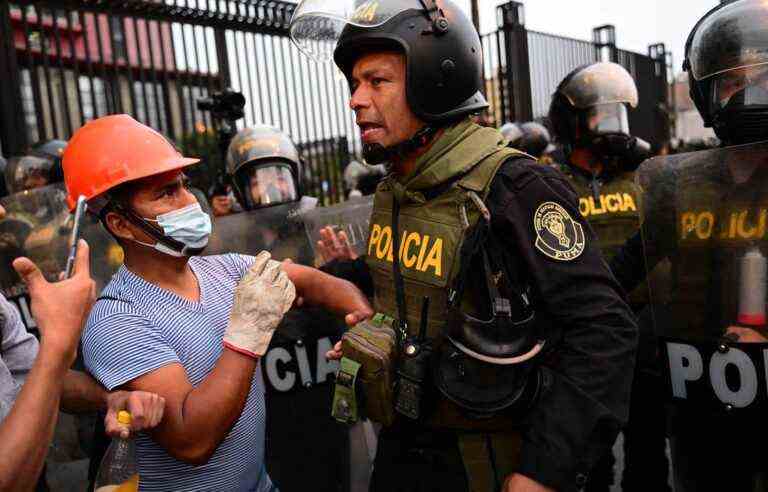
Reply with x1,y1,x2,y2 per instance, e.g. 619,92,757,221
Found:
0,0,28,153
19,4,46,140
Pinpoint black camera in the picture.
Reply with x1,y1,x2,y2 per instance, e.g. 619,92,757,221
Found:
196,89,246,122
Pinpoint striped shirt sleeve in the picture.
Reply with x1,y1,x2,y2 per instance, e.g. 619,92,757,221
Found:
82,309,181,391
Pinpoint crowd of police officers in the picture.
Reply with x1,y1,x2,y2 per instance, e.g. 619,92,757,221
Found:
2,0,768,490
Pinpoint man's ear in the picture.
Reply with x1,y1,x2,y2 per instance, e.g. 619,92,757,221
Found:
104,210,136,242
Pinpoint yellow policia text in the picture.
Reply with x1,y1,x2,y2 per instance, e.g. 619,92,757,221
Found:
368,224,443,277
579,193,637,218
680,209,768,241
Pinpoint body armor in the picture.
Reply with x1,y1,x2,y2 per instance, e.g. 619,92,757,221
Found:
560,166,643,261
364,120,537,429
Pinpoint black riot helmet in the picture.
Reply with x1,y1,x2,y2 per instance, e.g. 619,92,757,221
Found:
30,139,66,184
684,0,768,145
5,154,61,194
499,122,523,148
225,125,302,211
549,62,650,169
518,122,552,158
290,0,487,163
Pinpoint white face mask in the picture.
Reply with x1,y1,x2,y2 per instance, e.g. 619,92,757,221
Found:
133,202,212,257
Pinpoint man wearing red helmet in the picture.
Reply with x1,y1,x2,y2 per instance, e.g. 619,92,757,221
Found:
67,115,372,491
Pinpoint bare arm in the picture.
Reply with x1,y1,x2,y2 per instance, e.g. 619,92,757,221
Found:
0,346,67,492
123,348,256,465
284,263,373,325
60,369,107,414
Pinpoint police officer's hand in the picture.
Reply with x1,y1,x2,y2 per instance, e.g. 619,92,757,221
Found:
105,390,166,439
317,226,358,265
726,326,768,343
12,239,96,367
503,474,554,492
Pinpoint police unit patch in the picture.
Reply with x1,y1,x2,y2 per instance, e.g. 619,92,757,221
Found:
533,202,586,261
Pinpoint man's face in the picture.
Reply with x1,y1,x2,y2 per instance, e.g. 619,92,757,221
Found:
349,51,425,149
128,170,197,220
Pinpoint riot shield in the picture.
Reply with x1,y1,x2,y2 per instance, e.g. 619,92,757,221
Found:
640,141,768,415
205,196,318,263
301,195,373,262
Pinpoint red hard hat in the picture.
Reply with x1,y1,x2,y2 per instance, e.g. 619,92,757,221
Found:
62,115,199,211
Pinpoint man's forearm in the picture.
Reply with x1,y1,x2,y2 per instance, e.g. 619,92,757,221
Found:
0,347,68,491
285,263,371,317
60,370,107,414
129,348,256,465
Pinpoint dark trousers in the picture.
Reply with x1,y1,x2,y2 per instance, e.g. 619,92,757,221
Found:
370,422,470,492
587,369,670,492
669,407,768,492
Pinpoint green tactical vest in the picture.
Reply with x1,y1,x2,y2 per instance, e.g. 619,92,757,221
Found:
560,165,643,261
665,154,768,341
365,120,526,429
366,120,523,342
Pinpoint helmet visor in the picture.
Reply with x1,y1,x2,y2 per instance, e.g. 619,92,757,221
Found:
236,163,298,210
711,64,768,111
5,155,55,194
688,0,768,81
581,103,630,136
290,0,415,62
561,62,639,109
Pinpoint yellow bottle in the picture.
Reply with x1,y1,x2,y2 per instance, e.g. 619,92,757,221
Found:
94,411,139,492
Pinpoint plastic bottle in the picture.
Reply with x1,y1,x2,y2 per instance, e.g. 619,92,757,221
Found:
93,410,139,492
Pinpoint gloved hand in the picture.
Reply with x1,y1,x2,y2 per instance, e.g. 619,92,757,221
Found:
223,251,296,358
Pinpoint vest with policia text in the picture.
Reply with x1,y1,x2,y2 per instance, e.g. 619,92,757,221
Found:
560,166,643,261
366,119,527,429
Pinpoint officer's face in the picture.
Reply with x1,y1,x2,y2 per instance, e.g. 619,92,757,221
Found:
349,51,425,149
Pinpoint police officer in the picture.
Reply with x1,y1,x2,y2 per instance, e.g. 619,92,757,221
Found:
226,124,302,211
549,62,664,492
518,122,553,160
291,1,637,491
610,1,768,490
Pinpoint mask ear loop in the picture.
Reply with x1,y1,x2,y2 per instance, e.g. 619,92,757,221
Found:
113,202,189,255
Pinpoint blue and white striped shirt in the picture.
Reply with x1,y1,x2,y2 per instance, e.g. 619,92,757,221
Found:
82,254,273,492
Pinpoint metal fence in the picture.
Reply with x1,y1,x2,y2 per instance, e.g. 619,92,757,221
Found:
0,0,672,206
0,0,354,204
481,3,671,150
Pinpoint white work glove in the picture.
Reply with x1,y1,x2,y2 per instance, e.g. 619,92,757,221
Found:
223,251,296,358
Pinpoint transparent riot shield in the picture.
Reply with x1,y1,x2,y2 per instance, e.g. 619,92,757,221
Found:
301,195,373,263
640,141,768,415
205,196,318,263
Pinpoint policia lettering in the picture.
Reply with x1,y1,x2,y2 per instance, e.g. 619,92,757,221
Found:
579,192,638,218
368,225,444,278
680,208,768,241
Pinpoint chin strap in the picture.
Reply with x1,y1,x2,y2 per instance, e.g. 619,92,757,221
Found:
363,125,440,167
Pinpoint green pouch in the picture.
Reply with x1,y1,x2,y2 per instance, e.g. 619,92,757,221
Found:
332,314,398,426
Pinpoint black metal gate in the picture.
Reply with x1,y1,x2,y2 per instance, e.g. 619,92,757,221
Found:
0,0,354,204
0,0,672,205
481,2,671,150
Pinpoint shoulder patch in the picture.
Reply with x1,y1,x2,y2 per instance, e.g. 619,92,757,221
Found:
533,201,586,261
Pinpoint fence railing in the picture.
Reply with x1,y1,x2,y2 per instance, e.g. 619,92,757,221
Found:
0,0,672,207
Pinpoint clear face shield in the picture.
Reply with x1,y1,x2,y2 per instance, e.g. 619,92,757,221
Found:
580,103,630,137
289,0,415,61
236,164,298,210
711,64,768,112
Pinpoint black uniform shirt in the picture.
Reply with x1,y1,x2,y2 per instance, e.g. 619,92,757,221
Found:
325,156,638,491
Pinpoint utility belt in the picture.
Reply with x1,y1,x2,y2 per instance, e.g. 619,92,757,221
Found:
333,196,544,429
331,312,542,430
